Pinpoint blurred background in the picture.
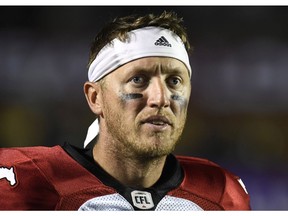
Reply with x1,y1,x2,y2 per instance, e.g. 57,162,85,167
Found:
0,6,287,210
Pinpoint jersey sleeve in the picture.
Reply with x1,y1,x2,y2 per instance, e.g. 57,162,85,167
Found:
177,156,251,210
0,147,59,210
220,169,251,210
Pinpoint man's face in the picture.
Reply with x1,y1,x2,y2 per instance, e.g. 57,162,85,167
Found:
99,57,191,159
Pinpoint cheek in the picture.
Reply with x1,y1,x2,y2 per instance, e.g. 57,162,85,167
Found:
171,95,186,106
172,85,191,113
119,93,146,114
121,93,143,100
171,94,189,112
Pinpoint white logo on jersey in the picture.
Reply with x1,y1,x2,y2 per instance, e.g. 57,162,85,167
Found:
0,167,16,186
131,190,154,210
238,178,248,194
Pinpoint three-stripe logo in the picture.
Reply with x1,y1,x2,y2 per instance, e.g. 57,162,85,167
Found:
154,36,172,47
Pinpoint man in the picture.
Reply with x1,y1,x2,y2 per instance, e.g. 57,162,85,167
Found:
0,11,251,210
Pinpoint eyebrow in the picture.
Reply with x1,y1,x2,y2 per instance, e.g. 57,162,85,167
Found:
128,65,188,77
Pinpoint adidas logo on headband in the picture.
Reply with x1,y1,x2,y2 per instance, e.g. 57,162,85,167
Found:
154,36,172,47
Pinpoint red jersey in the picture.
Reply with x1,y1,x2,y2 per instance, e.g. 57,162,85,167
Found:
0,143,251,210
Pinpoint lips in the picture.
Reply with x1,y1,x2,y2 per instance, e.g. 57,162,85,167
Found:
141,115,172,127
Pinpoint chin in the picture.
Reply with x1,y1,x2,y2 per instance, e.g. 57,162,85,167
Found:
134,141,176,159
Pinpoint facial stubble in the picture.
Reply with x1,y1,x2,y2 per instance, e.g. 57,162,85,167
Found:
101,90,188,160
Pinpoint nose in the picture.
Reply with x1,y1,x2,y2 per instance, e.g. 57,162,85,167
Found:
147,78,170,108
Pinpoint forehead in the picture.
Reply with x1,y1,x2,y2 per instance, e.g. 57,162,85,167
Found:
112,57,190,77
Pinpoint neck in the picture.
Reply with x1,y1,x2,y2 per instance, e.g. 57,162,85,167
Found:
92,140,167,188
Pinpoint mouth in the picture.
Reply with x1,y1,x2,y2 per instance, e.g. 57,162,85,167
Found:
140,115,172,130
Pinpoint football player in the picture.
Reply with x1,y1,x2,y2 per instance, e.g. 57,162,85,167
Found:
0,11,250,210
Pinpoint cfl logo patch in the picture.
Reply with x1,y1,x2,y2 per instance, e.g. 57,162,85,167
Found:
131,190,154,210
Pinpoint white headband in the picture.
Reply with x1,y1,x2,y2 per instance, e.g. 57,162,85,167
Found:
88,26,191,82
84,26,191,148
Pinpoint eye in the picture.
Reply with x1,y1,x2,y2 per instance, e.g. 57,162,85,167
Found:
167,76,182,87
129,75,148,87
131,76,144,84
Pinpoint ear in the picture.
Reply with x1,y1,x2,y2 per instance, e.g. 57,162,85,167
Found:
83,81,103,116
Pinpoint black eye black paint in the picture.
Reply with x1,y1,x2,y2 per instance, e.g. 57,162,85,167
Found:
121,93,187,106
171,94,181,101
121,93,143,100
171,94,187,106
